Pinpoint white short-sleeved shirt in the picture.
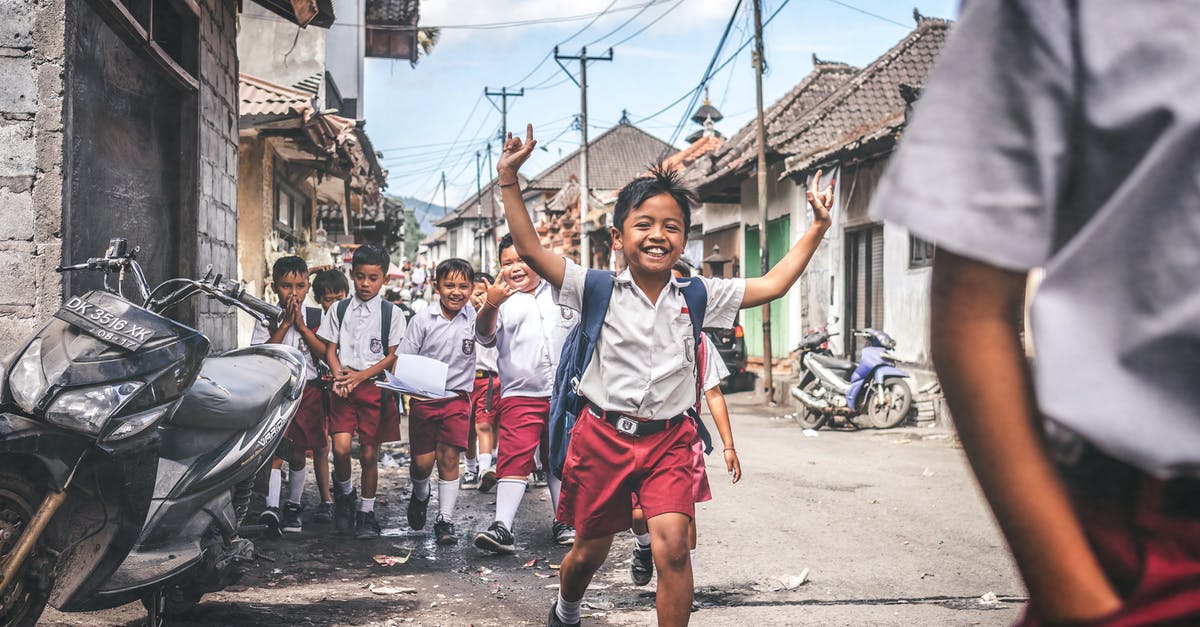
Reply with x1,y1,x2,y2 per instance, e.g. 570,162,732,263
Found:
557,259,745,420
475,341,499,374
871,0,1200,478
316,294,406,371
397,305,477,393
476,280,576,398
250,317,319,382
701,334,729,393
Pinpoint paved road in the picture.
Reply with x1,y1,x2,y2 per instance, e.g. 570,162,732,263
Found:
40,392,1024,626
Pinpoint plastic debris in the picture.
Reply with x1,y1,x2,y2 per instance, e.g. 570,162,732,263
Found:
380,452,400,468
921,468,936,478
549,563,561,570
373,550,412,567
979,591,999,606
802,429,819,438
584,601,615,610
780,569,810,589
369,584,417,595
522,558,540,568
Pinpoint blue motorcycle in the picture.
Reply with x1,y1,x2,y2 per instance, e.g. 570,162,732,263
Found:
790,328,913,430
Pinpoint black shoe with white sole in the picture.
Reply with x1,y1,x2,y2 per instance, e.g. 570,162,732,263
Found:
473,520,516,554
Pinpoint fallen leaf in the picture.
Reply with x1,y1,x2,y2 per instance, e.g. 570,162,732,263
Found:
523,558,540,568
373,550,413,567
549,563,561,570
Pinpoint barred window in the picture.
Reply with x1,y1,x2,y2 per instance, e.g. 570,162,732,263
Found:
909,234,936,268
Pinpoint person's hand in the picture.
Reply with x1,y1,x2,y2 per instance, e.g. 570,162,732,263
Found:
289,296,305,326
806,168,835,229
278,296,297,329
484,275,518,308
308,264,334,275
497,124,537,181
724,449,742,484
333,368,364,397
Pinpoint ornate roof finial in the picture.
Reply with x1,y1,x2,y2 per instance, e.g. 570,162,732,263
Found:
619,108,631,125
913,7,925,24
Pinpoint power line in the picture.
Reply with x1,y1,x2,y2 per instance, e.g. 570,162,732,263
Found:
663,0,744,148
606,0,688,48
583,0,663,47
822,0,910,28
425,1,660,30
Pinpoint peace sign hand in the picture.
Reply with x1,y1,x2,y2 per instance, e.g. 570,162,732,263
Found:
806,168,835,228
497,124,538,180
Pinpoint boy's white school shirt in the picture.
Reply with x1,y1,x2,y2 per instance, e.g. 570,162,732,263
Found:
475,340,500,374
701,334,730,393
316,293,406,371
250,319,319,382
396,304,477,394
476,279,577,399
556,259,745,420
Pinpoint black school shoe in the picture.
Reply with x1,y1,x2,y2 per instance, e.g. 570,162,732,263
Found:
355,510,381,540
473,520,516,554
334,489,357,535
552,520,576,546
407,490,430,530
547,601,580,627
433,515,457,545
630,543,653,586
477,468,497,494
312,501,333,524
258,506,281,530
280,502,303,533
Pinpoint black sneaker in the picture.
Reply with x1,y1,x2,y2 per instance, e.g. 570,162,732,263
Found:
406,490,430,530
334,489,357,535
280,502,303,533
630,542,653,586
433,515,457,545
355,510,381,540
461,469,480,489
312,501,333,524
547,601,580,627
258,506,281,529
552,520,576,546
473,520,516,554
477,468,497,494
531,470,549,487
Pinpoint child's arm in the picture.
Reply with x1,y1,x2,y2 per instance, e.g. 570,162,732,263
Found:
741,171,834,309
326,341,349,397
497,125,567,289
293,306,327,357
342,347,397,392
475,275,517,342
704,387,740,483
931,250,1120,623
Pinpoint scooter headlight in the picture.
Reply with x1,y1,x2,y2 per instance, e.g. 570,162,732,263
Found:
9,338,49,412
102,400,177,442
44,382,143,434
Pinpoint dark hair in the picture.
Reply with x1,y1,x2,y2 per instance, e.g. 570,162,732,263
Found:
613,163,698,233
272,255,309,281
473,272,494,284
672,261,693,278
435,258,474,284
351,244,389,271
498,233,515,259
385,289,402,302
312,268,349,298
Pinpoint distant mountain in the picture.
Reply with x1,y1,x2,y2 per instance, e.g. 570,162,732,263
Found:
394,195,450,233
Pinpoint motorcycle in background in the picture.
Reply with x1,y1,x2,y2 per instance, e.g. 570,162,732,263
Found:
0,239,305,626
790,327,913,430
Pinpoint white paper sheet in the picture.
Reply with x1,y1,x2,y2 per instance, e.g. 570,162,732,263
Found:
377,354,452,399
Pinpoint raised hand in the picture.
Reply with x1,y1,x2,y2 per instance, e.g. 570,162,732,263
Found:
806,168,835,227
496,124,537,180
484,275,518,308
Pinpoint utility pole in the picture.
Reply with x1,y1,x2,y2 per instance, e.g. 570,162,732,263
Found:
554,46,613,268
440,171,448,213
475,150,484,269
485,87,525,142
752,0,774,401
486,143,497,274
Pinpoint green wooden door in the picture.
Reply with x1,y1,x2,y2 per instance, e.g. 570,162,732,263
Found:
743,217,791,359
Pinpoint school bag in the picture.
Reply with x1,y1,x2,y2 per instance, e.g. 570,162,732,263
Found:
333,297,396,354
547,269,714,480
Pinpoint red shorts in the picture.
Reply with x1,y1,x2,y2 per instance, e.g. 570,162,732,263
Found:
631,434,710,509
495,396,551,479
284,385,328,452
470,375,500,426
556,407,698,540
408,394,471,456
328,382,402,445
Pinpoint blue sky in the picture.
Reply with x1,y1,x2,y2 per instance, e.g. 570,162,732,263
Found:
364,0,959,215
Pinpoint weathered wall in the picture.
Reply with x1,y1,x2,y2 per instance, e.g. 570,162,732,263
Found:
237,2,326,94
0,0,66,356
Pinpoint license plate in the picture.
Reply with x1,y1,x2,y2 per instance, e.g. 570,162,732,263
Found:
55,295,155,350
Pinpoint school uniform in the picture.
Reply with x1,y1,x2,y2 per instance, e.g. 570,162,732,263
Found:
251,312,326,453
553,259,744,540
872,1,1200,623
470,340,501,429
316,294,406,445
476,279,577,479
397,304,477,455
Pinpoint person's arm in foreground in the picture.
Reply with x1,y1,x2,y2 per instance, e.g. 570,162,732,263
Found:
495,125,566,289
931,250,1120,623
704,387,740,483
741,171,833,309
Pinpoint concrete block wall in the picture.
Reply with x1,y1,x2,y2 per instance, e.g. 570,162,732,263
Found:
0,0,66,356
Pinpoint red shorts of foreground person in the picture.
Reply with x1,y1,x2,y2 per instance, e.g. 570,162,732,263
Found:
495,396,551,478
556,407,697,540
408,394,471,455
284,386,328,451
328,382,401,445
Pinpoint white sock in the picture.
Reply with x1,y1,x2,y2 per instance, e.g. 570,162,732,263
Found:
336,478,353,496
287,469,306,505
556,593,581,624
634,531,652,548
547,473,563,510
691,549,697,566
534,446,544,471
437,479,459,521
491,447,498,458
359,496,375,513
266,468,282,508
412,477,430,500
495,478,527,529
478,452,493,471
465,456,478,473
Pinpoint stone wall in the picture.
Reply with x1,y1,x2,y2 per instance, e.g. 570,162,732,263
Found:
0,0,66,356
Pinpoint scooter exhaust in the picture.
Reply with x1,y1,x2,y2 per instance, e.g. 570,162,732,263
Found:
792,385,830,410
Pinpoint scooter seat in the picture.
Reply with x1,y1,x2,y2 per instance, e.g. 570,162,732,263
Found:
170,354,293,431
810,353,855,373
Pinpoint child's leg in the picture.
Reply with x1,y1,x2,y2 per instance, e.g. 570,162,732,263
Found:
558,534,616,605
331,432,354,493
476,421,494,470
266,456,284,509
689,518,698,552
436,443,462,521
287,445,307,506
359,442,379,501
647,512,694,627
631,508,649,537
313,446,333,503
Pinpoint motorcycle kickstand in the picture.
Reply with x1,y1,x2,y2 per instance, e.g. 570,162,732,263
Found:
144,586,166,627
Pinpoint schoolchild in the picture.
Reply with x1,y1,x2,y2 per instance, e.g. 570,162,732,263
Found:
306,268,350,523
317,245,406,540
254,256,329,534
472,234,578,555
494,125,832,627
397,258,478,545
628,262,742,590
462,272,501,489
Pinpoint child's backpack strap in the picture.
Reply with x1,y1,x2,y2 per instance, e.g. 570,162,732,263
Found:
680,278,714,454
380,300,394,351
575,270,617,387
304,306,323,331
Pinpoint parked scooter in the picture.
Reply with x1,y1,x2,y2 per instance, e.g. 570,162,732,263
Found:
790,326,913,430
0,239,305,626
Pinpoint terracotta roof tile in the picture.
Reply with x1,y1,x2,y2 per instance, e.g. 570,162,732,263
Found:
527,123,677,191
239,73,314,118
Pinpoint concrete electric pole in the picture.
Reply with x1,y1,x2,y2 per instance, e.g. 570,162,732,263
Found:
554,46,613,268
752,0,774,401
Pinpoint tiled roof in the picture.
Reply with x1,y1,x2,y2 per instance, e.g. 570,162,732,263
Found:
421,226,447,246
663,134,723,172
294,72,322,96
240,73,313,118
527,123,677,192
366,0,418,25
436,173,529,226
781,19,950,175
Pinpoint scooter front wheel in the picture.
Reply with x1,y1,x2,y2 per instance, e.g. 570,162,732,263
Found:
867,378,913,429
795,380,831,430
0,470,53,627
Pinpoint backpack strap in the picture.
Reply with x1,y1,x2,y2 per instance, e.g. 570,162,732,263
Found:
576,269,616,391
304,306,322,330
380,300,394,351
680,278,714,454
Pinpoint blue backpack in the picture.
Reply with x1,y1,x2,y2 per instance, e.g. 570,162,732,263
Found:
548,269,713,479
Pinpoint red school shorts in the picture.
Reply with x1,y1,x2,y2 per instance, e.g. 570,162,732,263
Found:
470,375,500,427
556,407,698,541
495,396,551,479
284,385,329,452
408,394,471,456
631,430,711,510
328,382,402,446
